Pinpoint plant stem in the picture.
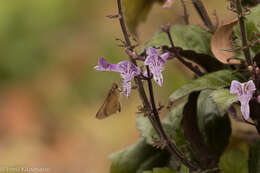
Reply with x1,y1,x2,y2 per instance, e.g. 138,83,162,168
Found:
163,28,204,77
235,0,259,92
146,66,198,171
236,0,252,66
116,0,150,109
117,0,131,48
181,0,189,25
191,0,215,32
116,0,198,170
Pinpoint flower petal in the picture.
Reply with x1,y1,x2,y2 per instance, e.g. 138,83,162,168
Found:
161,52,170,61
94,57,119,72
144,55,155,65
145,47,169,86
153,71,163,86
118,61,141,81
230,80,242,94
123,80,131,98
241,102,250,120
146,47,160,56
116,61,141,98
246,80,256,91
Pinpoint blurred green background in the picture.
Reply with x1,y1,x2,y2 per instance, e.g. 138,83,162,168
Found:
0,0,235,172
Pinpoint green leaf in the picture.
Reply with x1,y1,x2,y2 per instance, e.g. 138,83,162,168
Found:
170,70,244,101
110,140,170,173
180,165,189,173
182,92,218,168
248,140,260,173
197,90,231,157
136,101,196,164
163,102,188,149
219,149,248,173
138,90,231,166
140,24,224,72
143,167,176,173
123,0,163,34
136,115,157,145
233,4,260,59
210,89,238,116
182,91,231,167
141,24,212,55
136,102,187,147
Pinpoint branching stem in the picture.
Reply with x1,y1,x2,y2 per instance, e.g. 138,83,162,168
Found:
236,0,252,65
116,0,198,170
191,0,215,32
116,0,150,110
163,27,204,77
235,0,259,91
146,66,198,170
117,0,131,47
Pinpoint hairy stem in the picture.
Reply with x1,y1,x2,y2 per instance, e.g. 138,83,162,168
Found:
235,0,259,92
116,0,198,170
146,66,198,171
191,0,215,32
117,0,131,47
236,0,252,65
181,0,189,25
163,27,204,76
116,0,150,109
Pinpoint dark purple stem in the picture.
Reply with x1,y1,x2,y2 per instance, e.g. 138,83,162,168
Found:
235,0,259,92
116,0,150,109
242,115,257,127
116,0,198,170
236,0,252,66
163,27,204,77
146,66,198,171
181,0,189,24
191,0,215,32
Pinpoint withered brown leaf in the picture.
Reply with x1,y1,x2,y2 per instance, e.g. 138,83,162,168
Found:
211,19,239,64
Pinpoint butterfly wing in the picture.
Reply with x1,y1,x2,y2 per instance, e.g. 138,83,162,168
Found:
96,84,121,119
96,100,109,119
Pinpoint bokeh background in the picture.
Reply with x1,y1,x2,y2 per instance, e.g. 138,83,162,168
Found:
0,0,237,172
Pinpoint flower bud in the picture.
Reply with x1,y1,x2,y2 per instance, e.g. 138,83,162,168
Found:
248,65,253,71
257,95,260,104
256,67,260,74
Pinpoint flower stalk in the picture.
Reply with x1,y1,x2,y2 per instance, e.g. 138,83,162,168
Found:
235,0,252,66
191,0,215,32
235,0,259,92
146,66,197,170
115,0,198,170
181,0,189,25
162,25,204,77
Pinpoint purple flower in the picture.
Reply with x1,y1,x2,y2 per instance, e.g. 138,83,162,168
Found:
144,47,170,86
230,80,256,120
94,58,141,98
94,57,118,72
